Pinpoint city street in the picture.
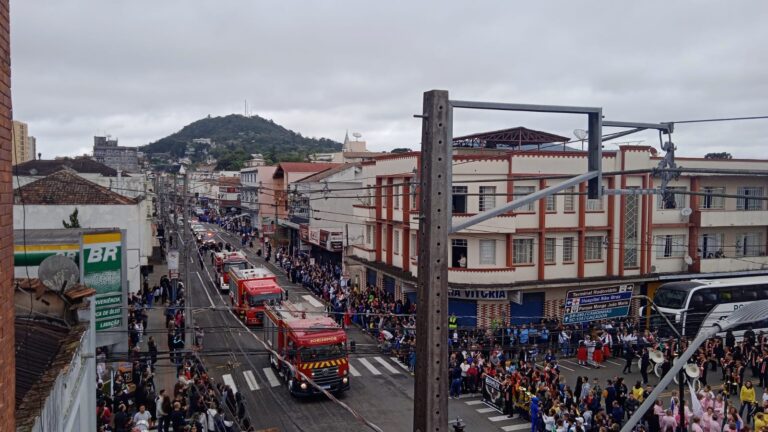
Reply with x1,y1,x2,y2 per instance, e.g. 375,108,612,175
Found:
191,224,543,431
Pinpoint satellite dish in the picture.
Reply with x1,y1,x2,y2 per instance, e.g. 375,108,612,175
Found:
684,255,694,265
680,207,693,217
352,132,362,140
573,129,588,140
38,255,80,293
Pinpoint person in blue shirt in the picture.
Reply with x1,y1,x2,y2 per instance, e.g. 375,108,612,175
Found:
529,396,540,432
519,326,529,345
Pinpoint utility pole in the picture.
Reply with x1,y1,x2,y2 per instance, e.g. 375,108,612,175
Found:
414,90,451,432
180,166,191,347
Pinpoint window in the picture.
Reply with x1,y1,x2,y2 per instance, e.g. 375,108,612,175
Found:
410,184,417,210
545,194,557,212
479,186,496,211
564,187,575,212
513,238,534,264
737,232,765,257
393,230,400,254
544,238,556,263
658,187,687,210
393,186,400,209
451,239,468,267
382,226,387,252
655,234,686,258
410,232,417,258
737,187,764,211
381,187,387,208
479,240,496,265
585,236,604,261
698,233,724,259
586,197,603,211
701,187,725,210
452,185,468,213
562,237,574,262
366,225,373,245
513,186,535,211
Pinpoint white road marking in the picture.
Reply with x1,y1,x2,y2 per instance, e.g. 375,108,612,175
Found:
476,407,496,413
373,356,401,374
222,374,238,393
562,359,591,369
243,370,260,391
607,360,623,366
196,272,215,307
488,414,512,422
348,363,362,377
302,295,324,308
554,363,575,372
465,400,484,406
357,358,382,375
262,368,281,387
501,424,530,431
392,357,409,370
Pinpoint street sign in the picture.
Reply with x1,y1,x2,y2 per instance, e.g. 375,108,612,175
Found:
562,284,633,324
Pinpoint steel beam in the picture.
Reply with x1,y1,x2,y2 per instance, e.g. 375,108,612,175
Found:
603,120,673,133
450,100,601,115
450,171,598,234
414,90,451,432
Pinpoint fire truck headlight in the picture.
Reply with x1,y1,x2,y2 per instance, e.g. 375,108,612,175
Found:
342,377,349,384
343,369,348,376
300,382,308,390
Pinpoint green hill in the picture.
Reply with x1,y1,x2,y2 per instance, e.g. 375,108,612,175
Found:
141,114,342,169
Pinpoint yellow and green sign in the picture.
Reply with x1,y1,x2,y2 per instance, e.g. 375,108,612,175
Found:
14,244,79,267
82,232,124,332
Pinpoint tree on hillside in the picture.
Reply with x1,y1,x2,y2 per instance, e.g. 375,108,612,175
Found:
704,152,733,160
391,148,413,154
62,208,81,228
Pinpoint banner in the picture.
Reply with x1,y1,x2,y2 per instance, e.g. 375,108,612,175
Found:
300,224,309,241
481,375,504,413
83,232,124,333
167,249,179,278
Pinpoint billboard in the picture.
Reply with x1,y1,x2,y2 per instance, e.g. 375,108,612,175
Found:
563,285,633,324
82,231,126,334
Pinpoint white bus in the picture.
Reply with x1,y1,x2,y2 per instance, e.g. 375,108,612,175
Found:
650,275,768,338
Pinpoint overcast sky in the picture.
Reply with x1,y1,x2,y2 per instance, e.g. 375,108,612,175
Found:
10,1,768,159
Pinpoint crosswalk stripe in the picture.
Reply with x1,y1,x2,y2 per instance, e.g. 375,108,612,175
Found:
348,363,362,377
501,424,529,431
373,356,401,374
489,415,511,422
222,374,238,394
243,370,260,391
465,400,484,406
391,357,409,370
262,368,281,387
302,295,323,308
357,358,382,375
476,407,496,413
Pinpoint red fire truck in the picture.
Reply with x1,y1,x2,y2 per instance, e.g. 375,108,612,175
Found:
228,267,285,326
264,302,351,396
212,251,248,293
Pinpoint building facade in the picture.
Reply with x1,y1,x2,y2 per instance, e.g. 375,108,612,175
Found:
347,142,768,328
12,120,34,165
92,136,140,173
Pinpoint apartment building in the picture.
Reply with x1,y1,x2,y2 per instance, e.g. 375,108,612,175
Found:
346,127,768,328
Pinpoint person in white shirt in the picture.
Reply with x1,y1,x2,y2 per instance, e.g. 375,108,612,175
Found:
132,405,152,431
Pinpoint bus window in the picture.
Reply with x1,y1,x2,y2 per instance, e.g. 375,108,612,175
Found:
699,289,718,309
758,285,768,300
689,294,705,309
719,289,734,302
743,290,758,301
731,288,747,302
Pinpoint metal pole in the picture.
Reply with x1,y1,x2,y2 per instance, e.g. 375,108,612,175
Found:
414,90,451,432
182,168,191,347
678,331,685,432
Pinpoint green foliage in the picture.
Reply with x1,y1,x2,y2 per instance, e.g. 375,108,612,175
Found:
62,208,81,228
704,152,733,160
391,148,413,154
141,114,341,165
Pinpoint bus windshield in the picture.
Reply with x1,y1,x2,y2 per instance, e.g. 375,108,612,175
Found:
653,287,688,309
300,343,345,362
247,293,281,307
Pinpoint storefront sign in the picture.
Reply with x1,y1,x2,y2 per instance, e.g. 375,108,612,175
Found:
320,229,344,252
14,243,79,267
82,231,125,334
448,289,509,300
300,224,309,241
309,228,321,245
481,376,504,413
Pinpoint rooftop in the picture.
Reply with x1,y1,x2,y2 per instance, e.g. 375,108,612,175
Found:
273,162,340,179
453,126,570,150
13,157,130,177
297,163,361,183
14,170,138,205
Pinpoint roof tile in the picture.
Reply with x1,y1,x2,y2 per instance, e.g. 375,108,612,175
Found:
14,170,138,205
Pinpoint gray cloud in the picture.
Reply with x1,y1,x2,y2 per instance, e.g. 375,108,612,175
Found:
11,0,768,158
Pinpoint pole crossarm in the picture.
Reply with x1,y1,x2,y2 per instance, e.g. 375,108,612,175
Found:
603,120,674,133
450,171,598,234
450,100,601,115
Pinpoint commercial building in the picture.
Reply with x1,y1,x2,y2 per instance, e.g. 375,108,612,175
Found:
309,132,386,164
240,164,276,231
347,127,768,328
92,136,140,173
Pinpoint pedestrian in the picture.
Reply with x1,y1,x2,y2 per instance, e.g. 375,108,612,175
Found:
623,344,635,374
133,404,152,431
148,336,158,368
640,347,651,384
155,389,170,432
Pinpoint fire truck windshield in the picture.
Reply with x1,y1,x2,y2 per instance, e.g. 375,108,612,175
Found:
247,293,281,307
299,343,345,362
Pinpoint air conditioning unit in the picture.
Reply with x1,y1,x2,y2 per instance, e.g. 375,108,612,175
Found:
680,207,692,222
650,265,657,273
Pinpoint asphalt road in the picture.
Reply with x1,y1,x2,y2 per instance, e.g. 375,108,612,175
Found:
186,223,553,432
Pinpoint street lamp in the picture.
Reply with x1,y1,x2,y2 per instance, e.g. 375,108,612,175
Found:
622,299,768,432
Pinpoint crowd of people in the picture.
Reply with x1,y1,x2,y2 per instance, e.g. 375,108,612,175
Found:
96,255,256,432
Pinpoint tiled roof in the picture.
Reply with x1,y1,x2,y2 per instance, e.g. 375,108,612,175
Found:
14,169,137,205
15,320,86,430
218,176,241,186
342,152,387,158
297,163,360,183
278,162,340,173
13,157,129,177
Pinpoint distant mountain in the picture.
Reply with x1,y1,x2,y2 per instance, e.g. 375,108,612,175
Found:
141,114,342,169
